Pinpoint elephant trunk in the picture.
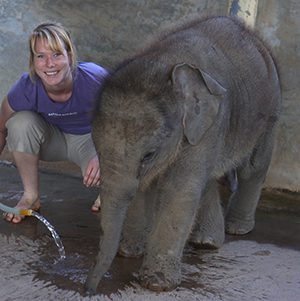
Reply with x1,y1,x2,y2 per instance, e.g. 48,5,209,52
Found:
85,174,138,294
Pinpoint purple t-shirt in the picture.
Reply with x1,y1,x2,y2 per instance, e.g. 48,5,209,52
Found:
7,62,108,134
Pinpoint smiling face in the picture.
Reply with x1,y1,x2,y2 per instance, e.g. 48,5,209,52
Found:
33,37,72,93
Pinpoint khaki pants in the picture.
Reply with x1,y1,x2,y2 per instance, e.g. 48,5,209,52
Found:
6,111,97,176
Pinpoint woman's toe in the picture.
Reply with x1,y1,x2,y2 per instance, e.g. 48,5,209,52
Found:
91,204,100,212
91,196,101,212
12,215,23,224
4,212,13,222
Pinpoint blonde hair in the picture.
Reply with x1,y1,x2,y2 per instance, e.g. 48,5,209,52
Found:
28,22,77,81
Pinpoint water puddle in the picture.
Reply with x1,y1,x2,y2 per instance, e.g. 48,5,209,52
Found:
0,201,66,261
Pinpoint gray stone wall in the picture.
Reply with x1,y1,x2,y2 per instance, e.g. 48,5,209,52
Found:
0,0,225,98
0,0,299,191
255,0,300,191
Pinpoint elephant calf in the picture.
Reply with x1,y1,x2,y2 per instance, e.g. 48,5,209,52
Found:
86,16,281,293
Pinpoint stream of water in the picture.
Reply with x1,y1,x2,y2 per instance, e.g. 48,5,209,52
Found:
31,211,66,260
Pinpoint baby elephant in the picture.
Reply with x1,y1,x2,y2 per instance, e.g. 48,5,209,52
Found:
86,16,281,293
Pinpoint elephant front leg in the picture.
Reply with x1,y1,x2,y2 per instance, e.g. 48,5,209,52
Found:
139,177,201,291
189,179,225,249
140,252,182,292
119,181,158,258
118,190,146,257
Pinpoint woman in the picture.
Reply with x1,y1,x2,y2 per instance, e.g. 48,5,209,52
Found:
0,22,107,223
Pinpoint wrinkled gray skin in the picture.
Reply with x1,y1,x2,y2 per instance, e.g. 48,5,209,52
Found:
85,16,281,293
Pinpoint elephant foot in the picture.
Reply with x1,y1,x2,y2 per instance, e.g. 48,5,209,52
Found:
139,255,181,291
225,212,255,235
189,231,224,249
190,209,225,249
118,240,144,258
139,272,179,291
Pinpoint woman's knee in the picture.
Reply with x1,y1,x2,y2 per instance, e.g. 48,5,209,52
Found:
6,111,48,153
6,111,45,135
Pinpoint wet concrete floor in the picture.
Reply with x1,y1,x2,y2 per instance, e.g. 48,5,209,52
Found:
0,161,300,300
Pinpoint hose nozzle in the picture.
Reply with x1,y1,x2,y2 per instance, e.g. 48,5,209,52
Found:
19,209,33,216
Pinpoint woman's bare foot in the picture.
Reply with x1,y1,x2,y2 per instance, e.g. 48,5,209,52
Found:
91,195,101,212
3,195,41,224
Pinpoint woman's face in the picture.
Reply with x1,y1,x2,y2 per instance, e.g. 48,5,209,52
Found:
33,38,72,91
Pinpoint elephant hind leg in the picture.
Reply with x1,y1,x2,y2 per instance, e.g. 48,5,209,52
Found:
225,129,275,235
189,179,225,249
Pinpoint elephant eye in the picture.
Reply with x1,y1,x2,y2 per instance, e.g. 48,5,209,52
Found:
141,150,156,163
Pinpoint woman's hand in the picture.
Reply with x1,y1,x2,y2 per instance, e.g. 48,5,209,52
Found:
83,155,100,187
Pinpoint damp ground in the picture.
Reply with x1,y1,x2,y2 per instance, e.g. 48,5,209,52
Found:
0,161,300,301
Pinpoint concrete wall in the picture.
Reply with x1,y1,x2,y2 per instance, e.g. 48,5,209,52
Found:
0,0,299,191
255,0,300,191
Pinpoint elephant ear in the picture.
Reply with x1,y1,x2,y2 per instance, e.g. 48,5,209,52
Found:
172,63,227,145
